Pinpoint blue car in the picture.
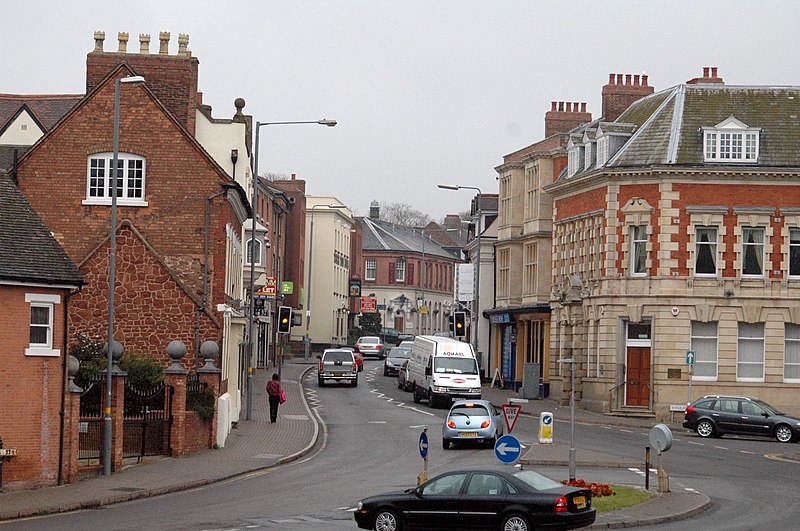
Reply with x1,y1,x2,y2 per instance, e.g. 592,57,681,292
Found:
442,399,504,449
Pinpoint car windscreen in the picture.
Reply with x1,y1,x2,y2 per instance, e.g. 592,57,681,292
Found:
323,352,353,363
388,348,411,359
449,404,489,417
359,337,380,344
512,470,565,491
754,399,782,415
434,357,478,375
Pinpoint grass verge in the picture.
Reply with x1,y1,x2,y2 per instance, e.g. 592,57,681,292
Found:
593,485,655,513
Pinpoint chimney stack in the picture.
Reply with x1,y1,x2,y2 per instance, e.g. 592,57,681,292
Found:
139,33,150,54
602,71,655,121
544,100,592,137
686,66,724,85
117,32,129,53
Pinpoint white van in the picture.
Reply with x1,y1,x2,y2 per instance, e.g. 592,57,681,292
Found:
407,335,481,408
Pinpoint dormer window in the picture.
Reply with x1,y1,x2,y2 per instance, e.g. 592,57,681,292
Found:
702,117,760,163
568,148,579,177
596,136,609,166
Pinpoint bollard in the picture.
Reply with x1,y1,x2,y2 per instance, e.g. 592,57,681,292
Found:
645,446,650,491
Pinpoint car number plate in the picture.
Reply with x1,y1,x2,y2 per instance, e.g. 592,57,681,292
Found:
460,432,478,437
573,495,586,509
334,372,343,377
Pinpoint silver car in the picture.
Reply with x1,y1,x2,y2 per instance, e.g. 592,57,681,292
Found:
442,399,504,449
355,336,384,359
383,347,411,376
317,349,358,387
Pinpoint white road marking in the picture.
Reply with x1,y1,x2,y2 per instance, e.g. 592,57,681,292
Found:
739,450,756,454
620,429,633,433
368,421,387,424
687,441,704,446
714,445,728,450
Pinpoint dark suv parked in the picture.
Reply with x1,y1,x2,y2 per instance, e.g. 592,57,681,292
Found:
380,327,402,346
683,395,800,443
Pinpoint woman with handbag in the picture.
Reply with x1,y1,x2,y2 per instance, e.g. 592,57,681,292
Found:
266,373,284,423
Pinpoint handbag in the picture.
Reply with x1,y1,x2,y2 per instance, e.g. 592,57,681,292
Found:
279,388,287,404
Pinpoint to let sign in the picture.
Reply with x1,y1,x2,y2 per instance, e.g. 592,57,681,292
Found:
0,448,17,457
360,297,377,313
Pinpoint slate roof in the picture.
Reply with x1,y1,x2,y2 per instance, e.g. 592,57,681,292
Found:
360,217,458,259
0,94,82,134
0,174,84,286
557,83,800,182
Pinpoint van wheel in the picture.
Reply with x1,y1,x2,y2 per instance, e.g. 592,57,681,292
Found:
428,389,438,408
412,385,421,403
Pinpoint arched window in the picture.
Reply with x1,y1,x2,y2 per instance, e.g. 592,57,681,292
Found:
246,238,262,266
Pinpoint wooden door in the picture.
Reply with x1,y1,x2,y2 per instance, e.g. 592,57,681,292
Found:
626,347,651,407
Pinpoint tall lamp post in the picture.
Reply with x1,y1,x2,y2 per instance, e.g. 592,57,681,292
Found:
304,203,347,360
247,119,336,420
104,75,145,477
438,184,482,359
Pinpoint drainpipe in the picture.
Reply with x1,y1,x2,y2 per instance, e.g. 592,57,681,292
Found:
197,190,227,371
58,284,83,485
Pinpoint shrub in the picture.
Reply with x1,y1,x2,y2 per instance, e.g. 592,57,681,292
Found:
562,479,615,497
70,332,164,389
119,353,164,389
187,386,216,422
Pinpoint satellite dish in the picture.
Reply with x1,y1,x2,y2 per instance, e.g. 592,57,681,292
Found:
649,423,673,453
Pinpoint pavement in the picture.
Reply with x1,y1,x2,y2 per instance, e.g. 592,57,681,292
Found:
0,359,717,528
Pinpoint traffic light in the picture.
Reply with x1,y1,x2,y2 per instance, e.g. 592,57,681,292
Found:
277,306,292,334
448,315,454,333
454,311,466,337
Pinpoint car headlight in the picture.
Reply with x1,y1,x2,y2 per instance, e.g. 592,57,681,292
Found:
434,385,448,392
357,501,363,510
470,388,481,393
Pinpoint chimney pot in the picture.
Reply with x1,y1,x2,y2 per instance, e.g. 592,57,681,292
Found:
581,102,586,112
197,92,203,105
642,74,649,86
551,101,557,111
178,33,190,56
633,74,640,86
159,31,170,54
609,73,615,84
711,67,718,77
117,32,129,53
625,74,632,85
93,31,105,52
566,102,572,112
558,101,564,112
703,67,710,77
139,33,150,54
291,173,296,181
616,73,623,84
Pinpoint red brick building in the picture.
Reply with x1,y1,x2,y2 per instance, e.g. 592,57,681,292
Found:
13,33,249,430
548,68,800,418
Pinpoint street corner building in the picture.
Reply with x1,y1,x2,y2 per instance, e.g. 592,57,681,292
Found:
1,31,254,489
491,68,800,420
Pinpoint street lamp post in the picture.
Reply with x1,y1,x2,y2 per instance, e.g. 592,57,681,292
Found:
304,203,347,360
104,75,145,477
247,119,336,421
438,184,482,360
559,357,577,481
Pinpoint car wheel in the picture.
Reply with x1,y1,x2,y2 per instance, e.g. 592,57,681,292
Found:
373,507,401,531
442,439,450,450
501,513,529,531
487,436,497,449
384,368,389,376
696,419,715,438
318,378,324,387
398,380,403,389
775,424,794,443
352,376,359,387
412,385,421,403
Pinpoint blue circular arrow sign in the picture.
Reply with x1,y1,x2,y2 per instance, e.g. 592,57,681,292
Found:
542,414,553,425
494,434,522,464
419,431,429,460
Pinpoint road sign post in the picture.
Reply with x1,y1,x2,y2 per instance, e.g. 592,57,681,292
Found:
686,350,695,405
417,429,429,485
494,434,522,465
501,403,522,433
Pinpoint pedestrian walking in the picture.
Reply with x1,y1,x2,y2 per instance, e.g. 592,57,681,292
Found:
266,373,283,423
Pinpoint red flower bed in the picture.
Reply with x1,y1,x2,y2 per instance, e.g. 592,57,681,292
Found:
561,479,615,497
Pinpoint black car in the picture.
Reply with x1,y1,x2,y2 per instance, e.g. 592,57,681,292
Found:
354,468,595,531
380,327,402,346
683,395,800,443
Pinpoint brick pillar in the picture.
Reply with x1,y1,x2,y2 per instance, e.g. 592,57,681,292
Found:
61,355,82,484
198,341,222,448
165,340,189,456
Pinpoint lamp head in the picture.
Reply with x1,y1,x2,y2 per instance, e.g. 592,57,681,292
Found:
318,119,337,127
119,75,145,84
438,184,460,190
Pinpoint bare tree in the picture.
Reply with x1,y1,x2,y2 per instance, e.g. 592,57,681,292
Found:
380,202,432,227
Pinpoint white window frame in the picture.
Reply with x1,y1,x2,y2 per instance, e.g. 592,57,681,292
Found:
785,323,800,383
694,226,718,277
365,258,376,281
737,322,764,382
690,321,718,380
83,152,148,206
596,136,609,167
567,148,578,177
702,118,760,163
24,293,60,357
789,228,800,279
741,227,765,278
630,225,648,276
245,237,262,266
396,258,406,283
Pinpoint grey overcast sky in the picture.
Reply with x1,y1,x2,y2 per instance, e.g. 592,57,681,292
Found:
5,1,800,219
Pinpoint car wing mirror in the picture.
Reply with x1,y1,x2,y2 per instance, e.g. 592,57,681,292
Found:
316,355,322,360
425,367,432,376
